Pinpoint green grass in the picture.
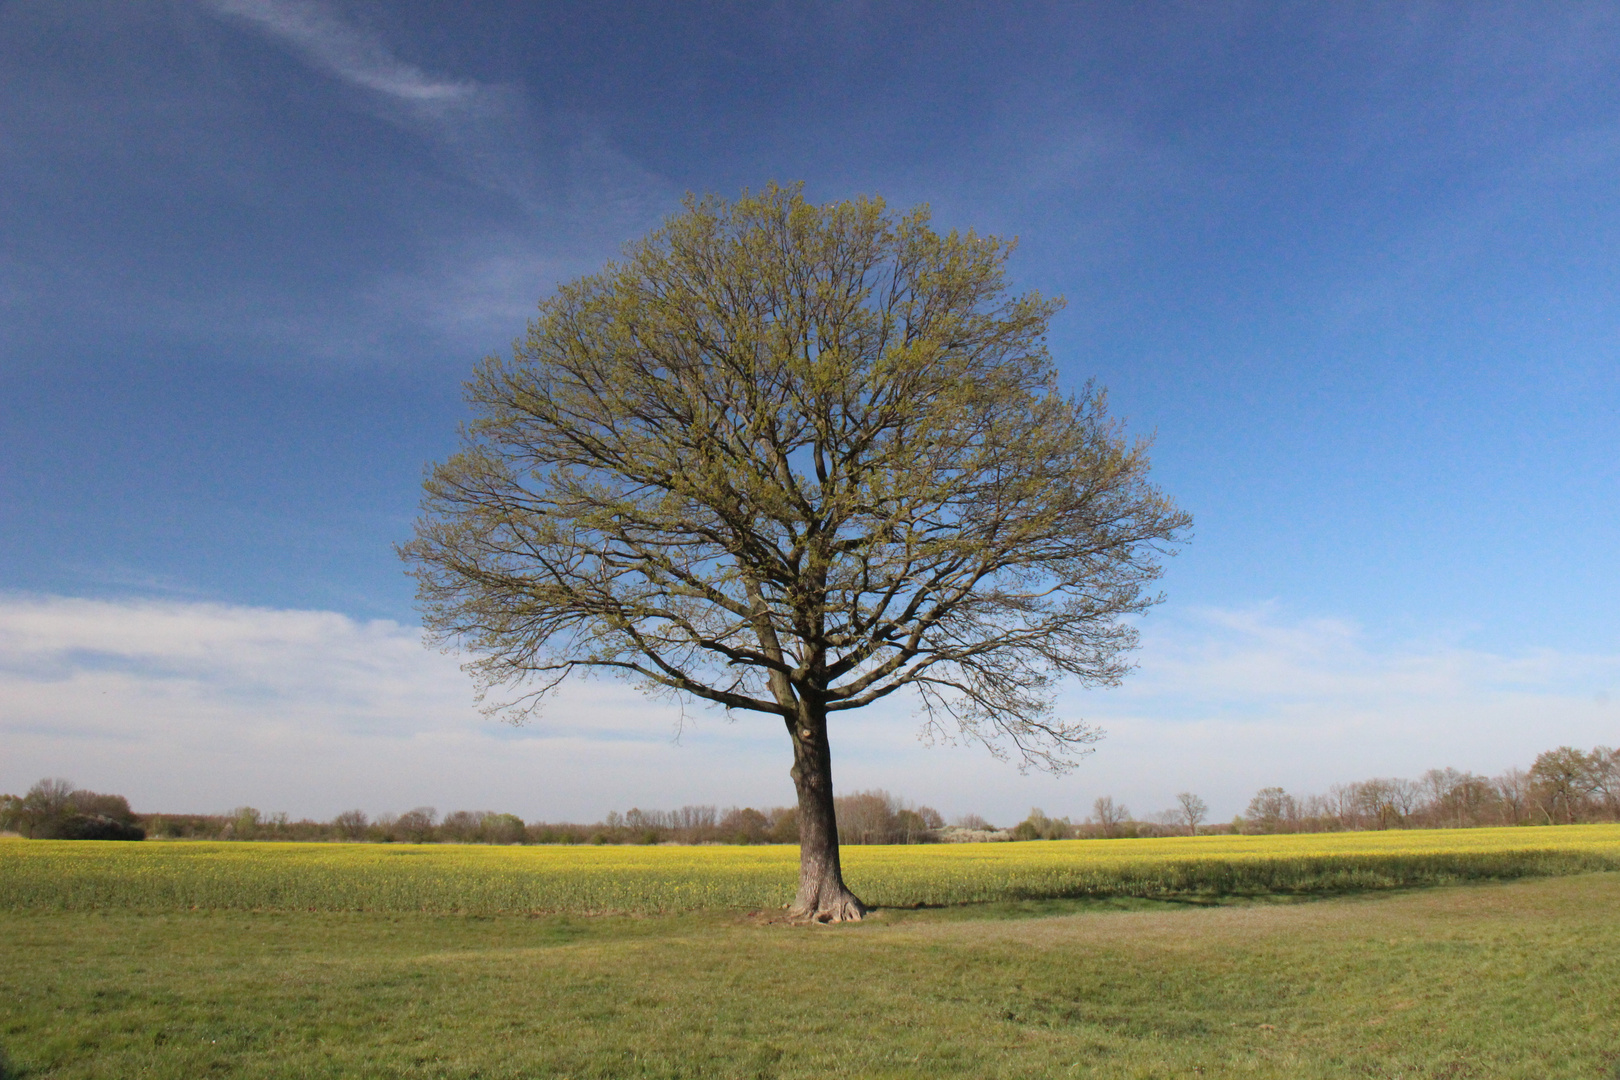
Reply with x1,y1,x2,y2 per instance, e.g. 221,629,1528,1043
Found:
3,873,1619,1078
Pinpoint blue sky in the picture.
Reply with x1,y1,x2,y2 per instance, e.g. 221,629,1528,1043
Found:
2,2,1616,823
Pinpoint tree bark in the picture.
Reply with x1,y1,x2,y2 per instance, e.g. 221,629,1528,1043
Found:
785,703,868,923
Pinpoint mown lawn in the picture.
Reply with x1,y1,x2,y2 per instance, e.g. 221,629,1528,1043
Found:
3,872,1618,1078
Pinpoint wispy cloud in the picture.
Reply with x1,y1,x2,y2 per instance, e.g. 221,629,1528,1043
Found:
197,0,673,362
203,0,529,203
201,0,669,217
206,0,478,108
2,595,1615,823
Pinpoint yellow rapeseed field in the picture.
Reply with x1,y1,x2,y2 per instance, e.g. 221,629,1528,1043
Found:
4,824,1618,914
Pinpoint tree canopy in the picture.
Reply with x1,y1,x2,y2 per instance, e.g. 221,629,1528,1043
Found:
404,183,1190,919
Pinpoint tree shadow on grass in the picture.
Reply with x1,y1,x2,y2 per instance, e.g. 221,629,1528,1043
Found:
865,895,1229,924
863,878,1555,925
0,1042,24,1080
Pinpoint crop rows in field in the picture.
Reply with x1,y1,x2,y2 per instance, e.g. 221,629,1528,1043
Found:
4,825,1619,914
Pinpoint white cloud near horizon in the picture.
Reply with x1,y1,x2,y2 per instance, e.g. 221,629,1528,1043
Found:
0,594,1614,825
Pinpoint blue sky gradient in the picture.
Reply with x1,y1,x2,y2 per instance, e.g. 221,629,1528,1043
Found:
2,2,1616,820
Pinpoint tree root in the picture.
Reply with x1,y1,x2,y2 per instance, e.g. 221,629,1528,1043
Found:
788,892,869,924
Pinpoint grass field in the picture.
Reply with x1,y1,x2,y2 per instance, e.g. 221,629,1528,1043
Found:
5,830,1620,1078
2,873,1619,1078
5,824,1620,914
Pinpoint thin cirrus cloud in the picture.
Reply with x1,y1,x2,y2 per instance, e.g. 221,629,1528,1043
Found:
203,0,539,210
201,0,668,215
2,594,1614,822
205,0,480,108
200,0,673,360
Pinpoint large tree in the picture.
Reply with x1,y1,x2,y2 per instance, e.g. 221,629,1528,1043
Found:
403,184,1190,921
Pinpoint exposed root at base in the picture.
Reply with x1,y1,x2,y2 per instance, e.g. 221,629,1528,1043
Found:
788,894,869,924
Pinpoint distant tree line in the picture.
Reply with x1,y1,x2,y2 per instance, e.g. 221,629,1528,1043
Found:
0,782,959,846
118,790,949,846
5,745,1615,845
1002,744,1620,841
1225,745,1620,834
125,803,806,846
1002,796,1183,842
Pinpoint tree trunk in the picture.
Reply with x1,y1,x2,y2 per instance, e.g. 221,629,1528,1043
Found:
785,704,867,923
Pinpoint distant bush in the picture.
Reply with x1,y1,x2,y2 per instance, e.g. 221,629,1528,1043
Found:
57,815,146,841
1012,808,1074,841
333,810,369,841
224,807,262,841
766,807,800,844
482,813,527,845
395,808,438,843
834,790,943,845
0,779,144,840
440,810,483,843
719,806,770,844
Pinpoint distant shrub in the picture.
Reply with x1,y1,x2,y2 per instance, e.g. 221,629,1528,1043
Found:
395,808,438,843
1,779,144,840
440,811,483,843
767,808,800,844
224,807,262,841
1012,809,1074,841
481,813,527,845
332,810,369,841
57,815,145,841
834,790,944,844
719,806,771,844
